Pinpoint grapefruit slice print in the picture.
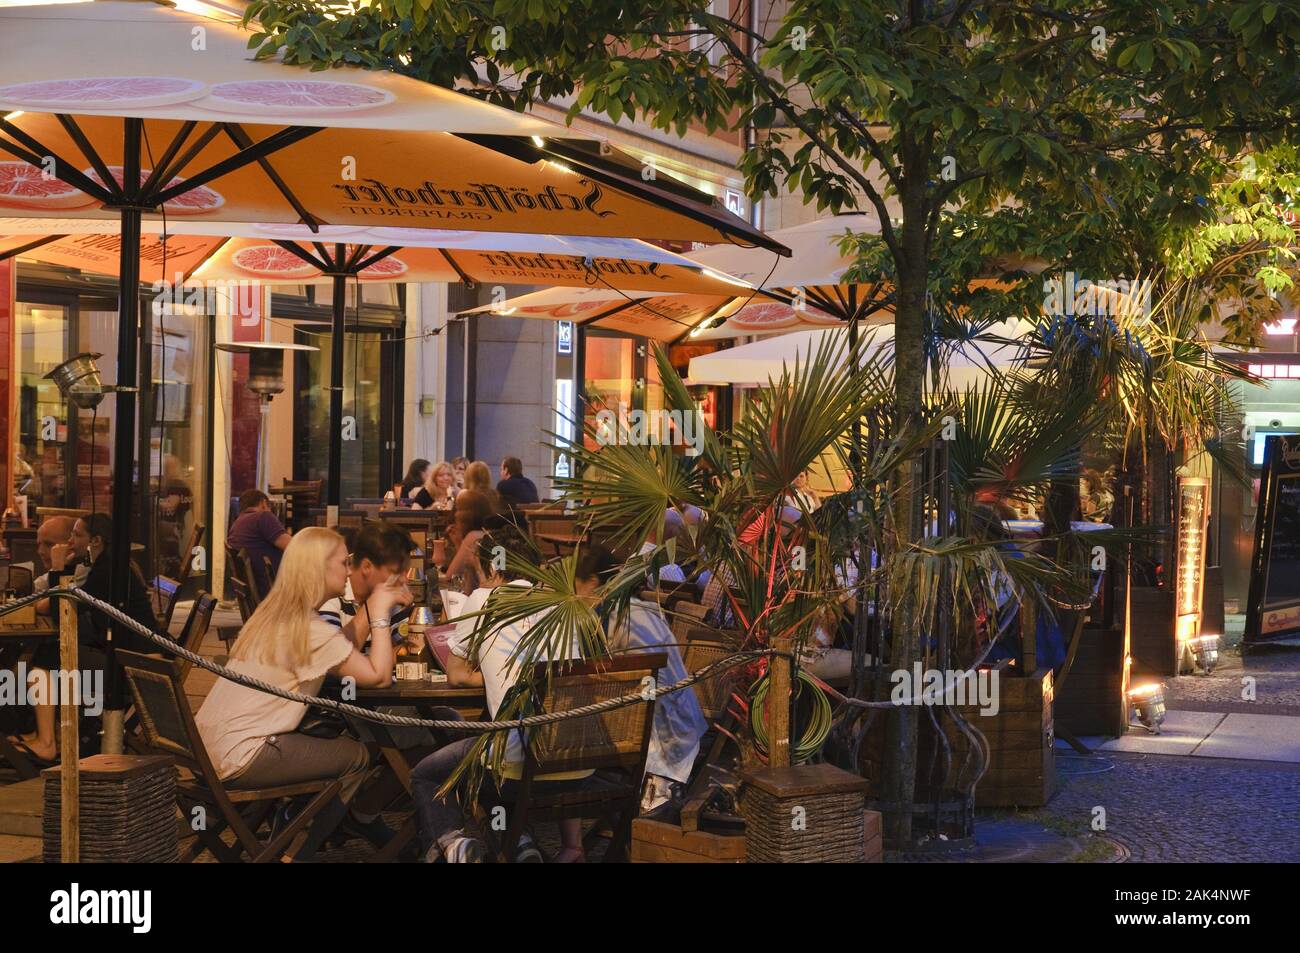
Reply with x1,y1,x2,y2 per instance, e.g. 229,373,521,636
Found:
357,254,408,280
230,244,320,280
83,167,224,216
202,80,395,115
0,77,207,110
0,162,97,210
552,301,614,318
726,302,802,331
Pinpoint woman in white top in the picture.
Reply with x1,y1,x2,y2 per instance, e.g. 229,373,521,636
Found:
196,526,410,859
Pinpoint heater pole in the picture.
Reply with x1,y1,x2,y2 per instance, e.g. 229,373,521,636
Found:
327,257,346,524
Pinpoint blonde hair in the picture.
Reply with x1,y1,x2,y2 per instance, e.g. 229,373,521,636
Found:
430,461,456,490
464,460,492,493
230,527,344,674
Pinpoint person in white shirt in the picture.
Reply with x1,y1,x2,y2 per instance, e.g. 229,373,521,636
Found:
578,545,708,817
409,527,589,863
195,527,409,860
638,507,687,586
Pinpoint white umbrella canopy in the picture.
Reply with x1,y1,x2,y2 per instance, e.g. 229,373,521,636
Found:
685,322,1030,388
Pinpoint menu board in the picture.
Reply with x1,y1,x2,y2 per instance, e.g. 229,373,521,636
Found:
1175,478,1209,627
1246,434,1300,642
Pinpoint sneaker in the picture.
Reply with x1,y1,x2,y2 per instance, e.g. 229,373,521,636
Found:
443,834,487,863
514,833,543,863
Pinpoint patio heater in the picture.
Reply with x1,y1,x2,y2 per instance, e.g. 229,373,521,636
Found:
215,342,318,494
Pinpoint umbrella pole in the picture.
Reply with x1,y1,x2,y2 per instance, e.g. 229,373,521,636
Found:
327,260,346,525
104,202,142,753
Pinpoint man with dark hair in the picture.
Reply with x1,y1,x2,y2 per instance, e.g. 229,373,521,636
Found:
496,456,539,507
226,489,291,595
319,521,416,644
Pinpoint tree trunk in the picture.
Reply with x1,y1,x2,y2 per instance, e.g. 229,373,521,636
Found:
880,203,929,846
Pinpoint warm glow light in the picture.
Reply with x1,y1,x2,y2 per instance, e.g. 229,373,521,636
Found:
699,266,753,289
532,136,545,147
1128,682,1163,699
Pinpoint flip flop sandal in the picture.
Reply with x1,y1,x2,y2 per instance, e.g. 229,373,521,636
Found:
5,738,57,767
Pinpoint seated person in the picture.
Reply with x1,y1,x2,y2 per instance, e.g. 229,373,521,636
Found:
318,521,417,644
579,545,707,816
32,515,82,613
195,527,404,860
227,488,291,596
458,461,503,517
410,527,587,863
9,514,156,764
389,458,431,505
411,461,458,511
638,508,687,585
496,456,539,508
441,506,491,597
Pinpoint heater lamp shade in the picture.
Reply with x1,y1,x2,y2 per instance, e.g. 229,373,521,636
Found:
215,341,318,397
44,352,106,409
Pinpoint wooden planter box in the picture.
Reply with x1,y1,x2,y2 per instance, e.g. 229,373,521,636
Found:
1055,624,1127,737
859,668,1056,809
631,817,746,863
1129,586,1177,677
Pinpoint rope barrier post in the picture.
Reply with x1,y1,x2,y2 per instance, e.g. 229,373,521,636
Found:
58,595,79,863
767,636,793,767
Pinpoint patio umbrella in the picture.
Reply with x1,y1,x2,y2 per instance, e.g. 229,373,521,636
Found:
0,0,784,655
460,214,893,341
0,217,754,514
462,213,1036,340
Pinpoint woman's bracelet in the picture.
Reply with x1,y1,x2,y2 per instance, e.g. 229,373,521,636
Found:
369,619,392,629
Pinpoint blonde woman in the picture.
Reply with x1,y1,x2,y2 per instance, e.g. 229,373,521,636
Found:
196,527,410,859
412,461,457,510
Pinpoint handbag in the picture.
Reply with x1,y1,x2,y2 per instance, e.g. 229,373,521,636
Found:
296,708,349,740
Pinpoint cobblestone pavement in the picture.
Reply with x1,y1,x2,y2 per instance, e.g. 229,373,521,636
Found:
1016,750,1300,863
1165,644,1300,714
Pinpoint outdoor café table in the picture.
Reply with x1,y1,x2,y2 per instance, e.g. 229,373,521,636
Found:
329,678,487,862
535,531,585,558
0,617,58,780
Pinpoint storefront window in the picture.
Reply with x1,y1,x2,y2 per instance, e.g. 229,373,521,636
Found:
583,333,635,451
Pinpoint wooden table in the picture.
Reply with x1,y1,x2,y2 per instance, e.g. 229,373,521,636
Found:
336,678,486,861
535,531,584,557
0,619,58,780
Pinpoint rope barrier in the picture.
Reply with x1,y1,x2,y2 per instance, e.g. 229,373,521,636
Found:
0,588,769,733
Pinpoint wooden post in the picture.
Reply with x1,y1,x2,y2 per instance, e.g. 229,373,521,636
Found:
1021,597,1037,675
58,596,78,863
767,636,792,767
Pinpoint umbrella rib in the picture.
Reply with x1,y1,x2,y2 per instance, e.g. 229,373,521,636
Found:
311,241,335,269
344,243,371,271
0,121,111,201
437,248,476,287
140,120,198,196
54,114,122,201
671,296,739,345
154,122,223,188
0,234,65,263
219,123,321,232
180,236,230,285
152,125,323,206
274,240,330,272
353,246,401,273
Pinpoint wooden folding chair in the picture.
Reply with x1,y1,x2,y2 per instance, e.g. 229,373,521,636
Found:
118,650,342,863
491,653,664,863
0,564,34,596
177,522,206,583
172,591,218,683
152,575,181,631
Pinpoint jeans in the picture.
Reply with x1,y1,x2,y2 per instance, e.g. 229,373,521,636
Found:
409,737,592,855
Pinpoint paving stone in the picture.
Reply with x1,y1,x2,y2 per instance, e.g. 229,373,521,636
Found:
1098,710,1224,756
1191,713,1300,763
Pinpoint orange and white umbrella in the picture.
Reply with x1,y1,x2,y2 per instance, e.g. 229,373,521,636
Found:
0,219,757,295
462,214,891,341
